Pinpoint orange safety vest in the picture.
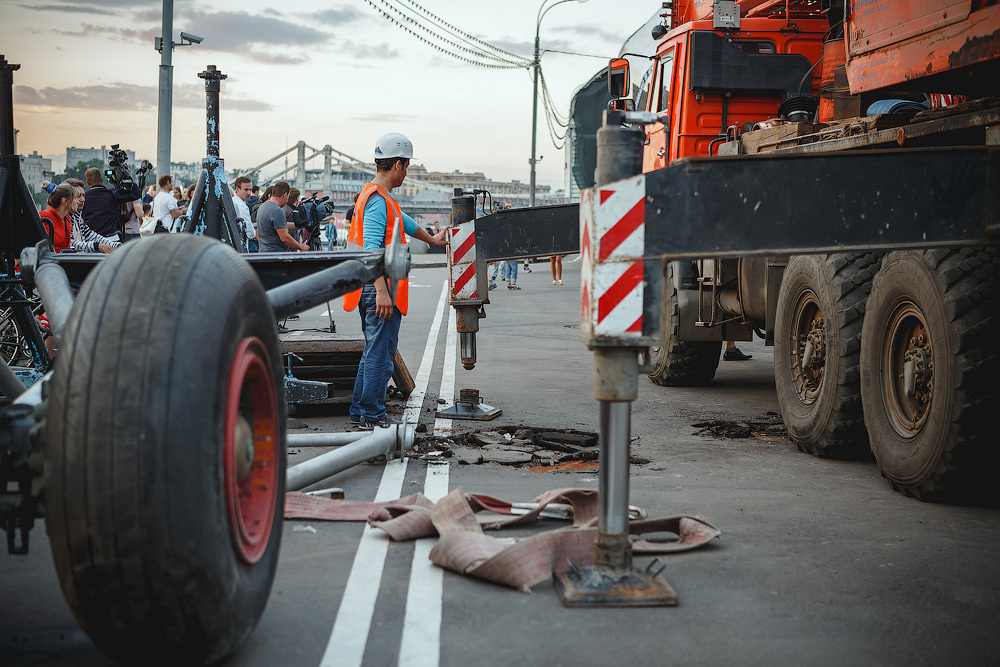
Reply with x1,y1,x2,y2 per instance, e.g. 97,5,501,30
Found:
342,183,409,315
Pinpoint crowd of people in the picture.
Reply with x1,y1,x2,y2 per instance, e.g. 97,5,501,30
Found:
40,170,329,255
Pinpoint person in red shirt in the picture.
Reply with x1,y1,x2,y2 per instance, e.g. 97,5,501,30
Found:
38,184,78,252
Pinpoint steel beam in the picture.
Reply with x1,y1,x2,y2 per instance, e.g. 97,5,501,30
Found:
642,146,996,260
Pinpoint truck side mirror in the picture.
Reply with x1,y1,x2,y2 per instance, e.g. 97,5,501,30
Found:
607,58,630,98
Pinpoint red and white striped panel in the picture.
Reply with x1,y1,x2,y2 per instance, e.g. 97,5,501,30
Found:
448,220,479,301
580,174,646,338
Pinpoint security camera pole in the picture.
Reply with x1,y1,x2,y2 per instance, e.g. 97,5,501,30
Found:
155,0,201,180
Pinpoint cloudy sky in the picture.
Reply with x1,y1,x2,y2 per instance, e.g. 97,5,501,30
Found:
5,0,657,190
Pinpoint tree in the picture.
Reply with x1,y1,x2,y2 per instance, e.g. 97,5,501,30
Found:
53,158,105,185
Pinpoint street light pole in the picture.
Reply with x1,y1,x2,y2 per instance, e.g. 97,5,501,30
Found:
529,0,587,208
156,0,173,180
155,0,201,181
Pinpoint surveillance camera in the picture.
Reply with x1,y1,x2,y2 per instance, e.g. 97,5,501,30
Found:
180,32,204,44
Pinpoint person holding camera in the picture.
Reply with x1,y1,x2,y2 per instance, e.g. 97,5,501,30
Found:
81,168,123,239
153,174,188,233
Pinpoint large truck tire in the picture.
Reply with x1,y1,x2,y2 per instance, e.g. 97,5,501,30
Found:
860,247,1000,500
774,253,882,457
648,262,722,386
44,234,286,664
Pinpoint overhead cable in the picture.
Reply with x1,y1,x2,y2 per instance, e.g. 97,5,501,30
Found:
395,0,531,62
365,0,530,70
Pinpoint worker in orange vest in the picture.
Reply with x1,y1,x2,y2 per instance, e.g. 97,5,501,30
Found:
344,133,448,429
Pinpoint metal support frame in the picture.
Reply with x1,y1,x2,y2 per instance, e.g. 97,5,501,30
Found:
179,65,242,248
285,424,414,491
556,110,677,606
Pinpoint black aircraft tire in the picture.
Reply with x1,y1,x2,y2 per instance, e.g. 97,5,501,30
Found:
860,247,1000,500
44,234,286,664
647,262,722,387
774,253,881,457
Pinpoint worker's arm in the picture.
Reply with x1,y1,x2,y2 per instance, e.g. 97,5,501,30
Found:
410,226,448,247
373,275,393,320
170,205,187,219
277,227,308,252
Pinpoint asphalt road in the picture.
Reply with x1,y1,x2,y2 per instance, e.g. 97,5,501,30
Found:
2,257,998,666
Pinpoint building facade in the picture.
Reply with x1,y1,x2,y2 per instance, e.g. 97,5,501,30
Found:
21,151,53,195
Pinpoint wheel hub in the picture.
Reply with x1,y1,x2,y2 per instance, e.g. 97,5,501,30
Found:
224,337,280,564
885,304,933,436
791,292,826,404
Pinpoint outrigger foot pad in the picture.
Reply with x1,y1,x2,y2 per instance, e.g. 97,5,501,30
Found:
554,558,678,607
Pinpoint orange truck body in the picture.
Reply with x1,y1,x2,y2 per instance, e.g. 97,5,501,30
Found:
846,0,1000,93
641,0,1000,169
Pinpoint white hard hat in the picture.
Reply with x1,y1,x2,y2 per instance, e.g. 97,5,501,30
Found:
374,133,413,160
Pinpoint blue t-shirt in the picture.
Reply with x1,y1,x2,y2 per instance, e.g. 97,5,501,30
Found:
362,192,418,250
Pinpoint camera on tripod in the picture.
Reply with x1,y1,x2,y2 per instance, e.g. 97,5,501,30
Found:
104,144,150,203
294,192,335,251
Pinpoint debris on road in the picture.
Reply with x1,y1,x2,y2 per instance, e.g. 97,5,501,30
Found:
693,412,787,440
409,425,650,469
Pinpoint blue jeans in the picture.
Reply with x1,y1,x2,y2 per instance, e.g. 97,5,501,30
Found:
350,284,402,421
248,238,259,253
501,260,518,282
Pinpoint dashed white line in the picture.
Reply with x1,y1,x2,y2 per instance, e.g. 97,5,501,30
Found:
321,279,449,667
433,308,458,436
398,462,450,667
404,281,450,424
320,457,408,667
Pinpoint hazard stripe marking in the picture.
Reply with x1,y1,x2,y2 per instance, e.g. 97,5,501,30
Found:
597,259,643,324
452,232,476,264
453,263,476,295
598,198,644,263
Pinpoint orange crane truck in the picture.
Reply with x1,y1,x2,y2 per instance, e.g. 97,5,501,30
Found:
609,0,999,499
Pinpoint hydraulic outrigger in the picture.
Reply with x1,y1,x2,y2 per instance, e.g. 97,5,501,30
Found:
444,106,997,605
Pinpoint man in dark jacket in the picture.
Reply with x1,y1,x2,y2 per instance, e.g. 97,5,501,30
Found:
81,167,122,238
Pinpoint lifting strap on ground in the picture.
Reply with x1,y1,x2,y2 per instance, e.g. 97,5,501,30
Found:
284,487,720,594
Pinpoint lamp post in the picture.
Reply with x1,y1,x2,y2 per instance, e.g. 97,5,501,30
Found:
530,0,588,208
155,0,203,180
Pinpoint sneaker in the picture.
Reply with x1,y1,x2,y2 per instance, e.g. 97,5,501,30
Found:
489,281,497,290
277,324,289,334
723,347,753,361
523,266,532,273
357,414,404,429
558,279,563,285
287,314,300,321
508,284,521,290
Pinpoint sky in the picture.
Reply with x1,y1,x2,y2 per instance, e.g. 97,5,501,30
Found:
4,0,658,190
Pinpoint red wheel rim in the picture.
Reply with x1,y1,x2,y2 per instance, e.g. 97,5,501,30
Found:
224,337,280,564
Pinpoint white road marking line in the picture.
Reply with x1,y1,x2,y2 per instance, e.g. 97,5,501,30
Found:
398,463,450,667
399,297,456,666
321,280,448,667
433,309,458,436
403,281,450,424
320,457,408,667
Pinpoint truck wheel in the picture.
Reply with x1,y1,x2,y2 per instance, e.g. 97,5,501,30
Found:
44,234,286,663
774,253,882,457
860,248,999,500
648,262,721,386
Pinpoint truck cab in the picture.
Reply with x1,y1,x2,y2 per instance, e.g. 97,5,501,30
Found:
636,4,827,170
